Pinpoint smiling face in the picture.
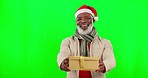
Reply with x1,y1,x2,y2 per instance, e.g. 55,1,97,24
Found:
76,12,93,30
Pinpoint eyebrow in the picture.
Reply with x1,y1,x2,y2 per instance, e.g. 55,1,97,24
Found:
77,17,81,18
77,16,91,18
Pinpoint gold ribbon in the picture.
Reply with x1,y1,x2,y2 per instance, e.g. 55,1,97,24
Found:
80,56,84,68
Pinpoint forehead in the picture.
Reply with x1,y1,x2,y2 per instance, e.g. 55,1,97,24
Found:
77,12,92,18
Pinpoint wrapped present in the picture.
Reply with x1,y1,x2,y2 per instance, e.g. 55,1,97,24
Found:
69,56,99,70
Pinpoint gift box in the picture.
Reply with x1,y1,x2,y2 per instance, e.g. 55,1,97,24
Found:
69,56,99,70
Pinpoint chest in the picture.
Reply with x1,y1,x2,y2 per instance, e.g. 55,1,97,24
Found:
69,39,104,58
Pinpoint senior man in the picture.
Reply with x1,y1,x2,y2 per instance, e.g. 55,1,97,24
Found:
57,5,116,78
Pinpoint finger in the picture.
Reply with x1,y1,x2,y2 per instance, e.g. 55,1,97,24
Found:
66,58,69,61
63,66,68,71
61,65,66,70
66,67,71,71
62,64,70,71
65,63,69,67
98,66,105,73
63,66,70,71
62,62,65,67
99,65,102,69
99,62,103,64
99,60,103,63
98,67,103,72
96,68,103,72
99,61,103,65
99,66,104,71
99,63,103,66
99,65,105,69
95,69,99,72
98,69,102,72
64,61,68,64
99,58,103,62
64,59,68,62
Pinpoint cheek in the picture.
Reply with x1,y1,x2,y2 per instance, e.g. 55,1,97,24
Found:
88,20,92,24
76,21,79,25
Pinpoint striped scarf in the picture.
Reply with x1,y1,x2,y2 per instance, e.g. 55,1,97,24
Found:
74,27,97,57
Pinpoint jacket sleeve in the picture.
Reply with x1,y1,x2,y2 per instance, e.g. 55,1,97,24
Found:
57,38,71,68
102,40,116,72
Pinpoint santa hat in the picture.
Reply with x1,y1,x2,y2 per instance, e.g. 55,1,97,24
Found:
75,5,98,21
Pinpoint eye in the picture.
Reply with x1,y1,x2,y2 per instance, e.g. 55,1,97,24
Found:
77,18,81,21
85,17,91,19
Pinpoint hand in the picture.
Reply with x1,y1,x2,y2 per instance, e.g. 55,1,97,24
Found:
95,59,106,73
60,58,71,72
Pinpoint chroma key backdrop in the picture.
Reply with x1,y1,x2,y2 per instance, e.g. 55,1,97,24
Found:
0,0,148,78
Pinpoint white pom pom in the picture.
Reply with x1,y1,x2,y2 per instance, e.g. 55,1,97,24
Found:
94,17,98,21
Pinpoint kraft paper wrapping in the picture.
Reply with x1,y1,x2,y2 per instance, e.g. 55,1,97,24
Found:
69,56,99,70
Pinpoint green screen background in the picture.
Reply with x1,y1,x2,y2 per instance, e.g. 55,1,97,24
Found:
0,0,148,78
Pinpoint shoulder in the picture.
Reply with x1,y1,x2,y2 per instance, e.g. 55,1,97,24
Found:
95,36,112,45
61,36,76,43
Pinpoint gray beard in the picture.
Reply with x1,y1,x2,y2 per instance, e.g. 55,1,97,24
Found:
77,24,93,35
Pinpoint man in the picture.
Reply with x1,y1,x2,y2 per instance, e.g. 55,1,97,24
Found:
57,5,116,78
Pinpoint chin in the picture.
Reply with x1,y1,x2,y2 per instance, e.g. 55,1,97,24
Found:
77,25,93,35
81,27,88,30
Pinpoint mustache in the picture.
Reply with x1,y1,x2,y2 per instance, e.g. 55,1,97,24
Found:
77,23,90,26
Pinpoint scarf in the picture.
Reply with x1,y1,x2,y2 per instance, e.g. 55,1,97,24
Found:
74,27,97,56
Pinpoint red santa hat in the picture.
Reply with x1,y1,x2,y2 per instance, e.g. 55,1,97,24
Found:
75,5,98,21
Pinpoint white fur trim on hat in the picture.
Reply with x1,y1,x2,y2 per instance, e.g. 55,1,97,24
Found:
75,9,98,21
75,9,94,18
94,17,98,21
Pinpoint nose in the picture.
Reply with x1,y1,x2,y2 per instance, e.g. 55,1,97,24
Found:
81,18,87,23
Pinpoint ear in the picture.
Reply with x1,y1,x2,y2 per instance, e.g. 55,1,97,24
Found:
93,18,95,23
76,21,79,25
